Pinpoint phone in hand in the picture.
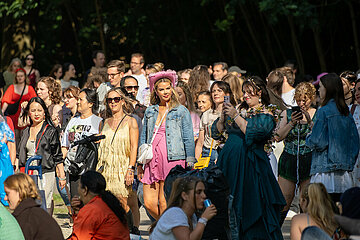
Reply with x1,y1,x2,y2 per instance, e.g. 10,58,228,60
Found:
224,96,230,103
292,106,302,115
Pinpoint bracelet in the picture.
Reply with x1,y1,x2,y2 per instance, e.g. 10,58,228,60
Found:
58,177,66,181
198,217,208,226
233,113,240,121
128,165,135,170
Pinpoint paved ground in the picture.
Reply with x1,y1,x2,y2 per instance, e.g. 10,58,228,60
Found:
53,193,291,239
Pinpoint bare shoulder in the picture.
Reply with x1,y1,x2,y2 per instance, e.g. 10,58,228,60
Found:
127,115,138,129
291,213,308,224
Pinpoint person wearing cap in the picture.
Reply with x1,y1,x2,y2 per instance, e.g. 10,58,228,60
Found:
138,70,195,220
212,62,228,81
1,68,37,146
228,66,247,77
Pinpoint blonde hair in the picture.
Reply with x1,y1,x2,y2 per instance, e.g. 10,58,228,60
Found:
146,62,164,74
104,87,134,118
4,173,40,201
294,82,316,103
7,58,22,72
150,78,179,110
222,73,244,104
63,86,80,100
301,183,338,235
38,76,62,104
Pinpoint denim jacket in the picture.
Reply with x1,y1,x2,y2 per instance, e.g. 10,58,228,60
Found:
306,99,359,175
140,104,196,163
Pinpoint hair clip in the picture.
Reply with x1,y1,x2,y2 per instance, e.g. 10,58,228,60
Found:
248,78,260,90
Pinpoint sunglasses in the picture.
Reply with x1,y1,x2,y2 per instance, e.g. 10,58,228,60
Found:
106,97,121,103
26,58,34,61
124,86,139,91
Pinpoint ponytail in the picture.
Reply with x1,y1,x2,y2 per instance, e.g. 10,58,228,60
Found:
100,190,127,225
80,171,127,225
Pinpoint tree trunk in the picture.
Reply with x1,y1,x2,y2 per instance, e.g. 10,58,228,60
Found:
64,1,85,72
175,0,192,66
259,12,277,68
94,0,106,54
269,24,287,64
312,26,327,72
226,28,237,65
347,0,360,69
287,16,305,75
238,3,270,72
202,8,225,61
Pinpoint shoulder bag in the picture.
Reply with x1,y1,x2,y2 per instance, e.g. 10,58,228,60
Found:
4,84,26,116
137,109,168,165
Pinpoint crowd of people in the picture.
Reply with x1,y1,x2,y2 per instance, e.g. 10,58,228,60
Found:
0,51,360,240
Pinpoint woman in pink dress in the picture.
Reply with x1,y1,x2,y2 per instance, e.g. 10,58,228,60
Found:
138,70,196,220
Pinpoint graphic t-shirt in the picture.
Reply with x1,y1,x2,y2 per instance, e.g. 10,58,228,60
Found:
61,114,102,161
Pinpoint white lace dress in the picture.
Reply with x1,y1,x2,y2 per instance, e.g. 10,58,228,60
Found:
350,104,360,187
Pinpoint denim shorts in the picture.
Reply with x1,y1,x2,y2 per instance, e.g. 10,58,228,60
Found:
201,146,218,163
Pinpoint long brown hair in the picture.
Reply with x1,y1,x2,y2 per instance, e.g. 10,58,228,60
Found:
149,176,202,233
320,73,349,116
188,65,210,101
176,81,196,112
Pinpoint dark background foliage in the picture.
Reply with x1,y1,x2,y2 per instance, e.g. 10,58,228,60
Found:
1,0,359,80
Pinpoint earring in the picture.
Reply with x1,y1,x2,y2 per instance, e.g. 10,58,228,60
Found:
259,98,262,104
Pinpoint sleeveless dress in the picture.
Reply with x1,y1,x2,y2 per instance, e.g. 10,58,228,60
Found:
0,118,15,206
141,121,186,185
212,113,285,240
97,121,131,197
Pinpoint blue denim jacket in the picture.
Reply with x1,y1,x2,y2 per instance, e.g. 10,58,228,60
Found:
140,104,196,163
306,99,359,175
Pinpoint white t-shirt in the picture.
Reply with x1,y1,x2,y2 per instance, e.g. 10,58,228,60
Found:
150,207,197,240
61,79,79,90
61,114,103,161
281,88,297,107
132,74,147,104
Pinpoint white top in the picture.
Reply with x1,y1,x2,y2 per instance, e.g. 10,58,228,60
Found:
200,109,220,149
311,171,354,193
350,104,360,187
61,79,79,90
96,82,112,112
61,114,103,161
132,74,147,105
150,207,197,240
281,88,297,107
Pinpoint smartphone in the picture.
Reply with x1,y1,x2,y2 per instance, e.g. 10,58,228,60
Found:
292,106,302,114
224,96,230,103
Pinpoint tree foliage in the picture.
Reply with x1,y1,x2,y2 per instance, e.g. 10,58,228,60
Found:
0,0,359,80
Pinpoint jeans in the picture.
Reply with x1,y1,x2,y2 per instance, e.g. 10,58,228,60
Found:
301,226,332,240
201,146,218,164
56,176,70,206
